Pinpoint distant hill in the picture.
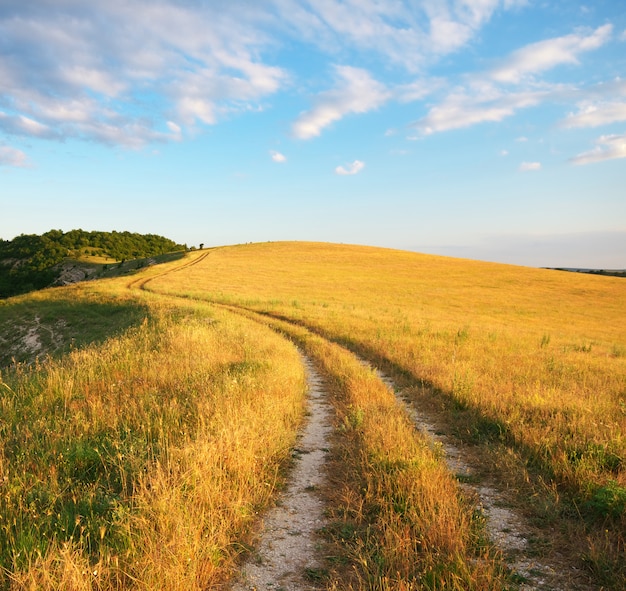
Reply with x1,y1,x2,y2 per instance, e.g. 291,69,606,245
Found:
0,229,186,298
547,267,626,279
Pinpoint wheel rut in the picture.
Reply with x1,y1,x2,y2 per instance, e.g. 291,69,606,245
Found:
373,368,593,591
231,356,332,591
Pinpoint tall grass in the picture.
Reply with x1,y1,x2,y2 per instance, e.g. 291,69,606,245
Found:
0,289,306,590
148,241,626,585
225,308,509,590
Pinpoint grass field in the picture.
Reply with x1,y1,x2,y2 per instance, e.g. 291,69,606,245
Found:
148,242,626,586
1,241,625,589
0,281,307,590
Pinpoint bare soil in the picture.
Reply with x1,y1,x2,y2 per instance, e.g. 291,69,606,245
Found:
231,357,332,591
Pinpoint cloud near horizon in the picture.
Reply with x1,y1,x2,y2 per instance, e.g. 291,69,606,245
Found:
335,160,365,175
570,134,626,165
0,146,29,168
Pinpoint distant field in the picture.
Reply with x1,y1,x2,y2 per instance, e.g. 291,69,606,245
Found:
1,241,625,590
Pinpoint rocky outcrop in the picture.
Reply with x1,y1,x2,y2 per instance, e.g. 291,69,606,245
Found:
52,262,97,286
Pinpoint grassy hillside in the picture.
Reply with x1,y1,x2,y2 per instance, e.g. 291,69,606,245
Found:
0,229,186,298
0,277,307,590
148,241,626,585
1,241,625,590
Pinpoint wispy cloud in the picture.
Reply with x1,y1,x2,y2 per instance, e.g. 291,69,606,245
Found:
519,161,541,171
490,24,612,83
561,101,626,128
0,1,286,147
335,160,365,175
0,0,522,150
0,1,530,149
414,89,544,135
570,134,626,165
411,24,613,137
275,0,512,71
0,146,30,168
270,150,287,163
292,66,389,139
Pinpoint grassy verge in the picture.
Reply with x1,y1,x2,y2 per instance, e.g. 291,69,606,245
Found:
0,289,306,590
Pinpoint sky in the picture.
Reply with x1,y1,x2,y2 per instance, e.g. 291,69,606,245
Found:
1,0,625,268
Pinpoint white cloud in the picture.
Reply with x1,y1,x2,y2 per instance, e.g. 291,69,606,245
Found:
166,121,182,135
60,66,126,97
414,90,543,134
0,146,29,168
561,101,626,128
270,150,286,163
490,24,612,83
335,160,365,175
429,17,473,54
570,134,626,165
0,1,286,147
292,66,389,139
516,136,528,142
500,149,509,156
0,112,55,138
395,78,444,103
422,0,503,56
275,0,509,71
410,24,619,138
0,1,528,149
519,161,541,171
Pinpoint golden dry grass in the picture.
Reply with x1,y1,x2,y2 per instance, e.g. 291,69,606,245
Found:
0,286,307,590
148,241,626,585
3,241,625,589
227,309,508,589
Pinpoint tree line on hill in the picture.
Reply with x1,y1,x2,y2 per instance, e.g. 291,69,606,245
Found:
0,229,186,298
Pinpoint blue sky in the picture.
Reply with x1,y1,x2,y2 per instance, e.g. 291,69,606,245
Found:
1,0,625,268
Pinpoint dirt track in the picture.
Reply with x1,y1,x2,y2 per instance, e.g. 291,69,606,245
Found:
132,251,597,591
231,357,331,591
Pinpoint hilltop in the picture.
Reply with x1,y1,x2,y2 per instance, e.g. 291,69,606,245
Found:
0,229,186,298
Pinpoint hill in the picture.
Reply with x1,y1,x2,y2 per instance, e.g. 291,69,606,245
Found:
1,242,625,590
0,229,186,298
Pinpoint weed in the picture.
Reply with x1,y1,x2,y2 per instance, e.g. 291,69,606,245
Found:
585,481,626,519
